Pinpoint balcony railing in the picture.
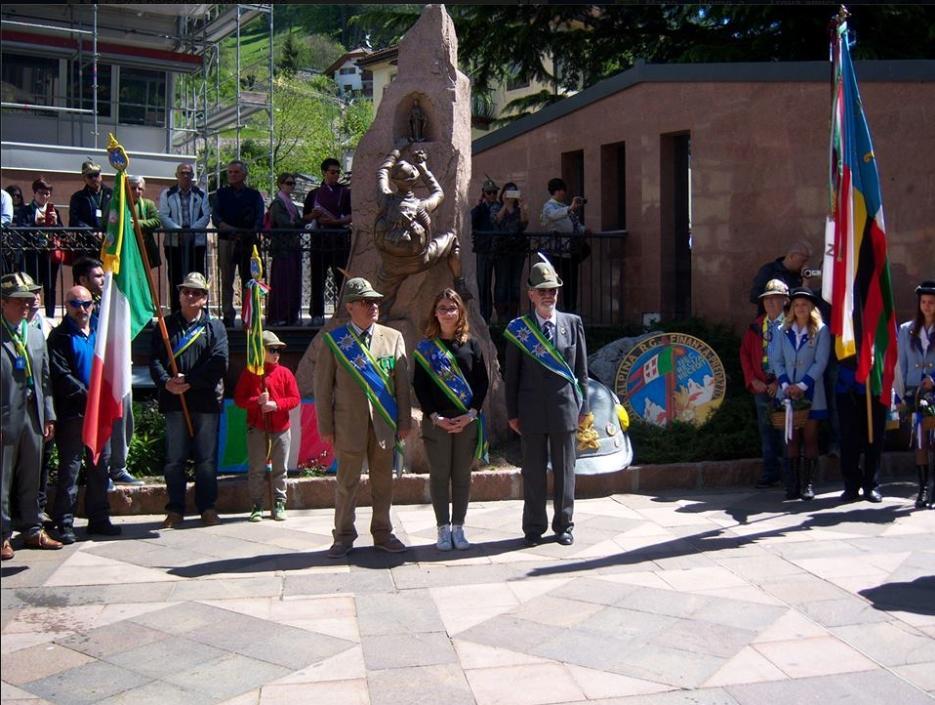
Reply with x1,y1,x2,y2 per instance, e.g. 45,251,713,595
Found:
2,226,628,326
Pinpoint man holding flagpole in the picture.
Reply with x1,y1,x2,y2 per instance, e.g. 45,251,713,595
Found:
822,10,898,503
150,273,228,528
505,260,589,547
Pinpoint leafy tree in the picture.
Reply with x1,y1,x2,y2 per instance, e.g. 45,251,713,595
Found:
306,33,347,72
357,4,935,120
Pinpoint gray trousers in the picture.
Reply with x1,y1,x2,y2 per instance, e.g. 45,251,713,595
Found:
246,427,289,507
521,430,576,537
109,394,134,477
1,407,42,539
53,417,111,527
422,417,476,526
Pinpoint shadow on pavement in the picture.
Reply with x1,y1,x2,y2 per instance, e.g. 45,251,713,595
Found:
526,500,913,578
860,576,935,616
164,536,529,578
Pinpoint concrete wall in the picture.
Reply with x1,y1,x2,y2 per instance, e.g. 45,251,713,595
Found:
471,78,935,330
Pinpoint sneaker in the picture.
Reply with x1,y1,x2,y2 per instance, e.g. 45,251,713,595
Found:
248,505,263,523
451,524,470,550
106,478,116,493
374,536,408,553
436,524,452,551
272,501,287,522
201,509,220,526
162,511,184,529
56,524,77,545
111,470,144,486
327,542,352,559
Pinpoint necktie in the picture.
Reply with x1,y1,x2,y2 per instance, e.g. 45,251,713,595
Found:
543,320,554,344
363,331,372,349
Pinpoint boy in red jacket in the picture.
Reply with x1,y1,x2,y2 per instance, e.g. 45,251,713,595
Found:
234,331,301,521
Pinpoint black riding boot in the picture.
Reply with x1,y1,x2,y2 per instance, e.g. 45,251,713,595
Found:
784,457,801,500
914,465,929,509
800,458,816,501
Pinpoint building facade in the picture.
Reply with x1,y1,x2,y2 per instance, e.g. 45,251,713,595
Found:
471,60,935,330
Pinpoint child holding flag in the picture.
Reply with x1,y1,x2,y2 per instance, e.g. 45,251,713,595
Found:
234,331,300,522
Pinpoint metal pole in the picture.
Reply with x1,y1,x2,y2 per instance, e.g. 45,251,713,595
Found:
235,4,241,161
268,4,274,196
92,3,99,149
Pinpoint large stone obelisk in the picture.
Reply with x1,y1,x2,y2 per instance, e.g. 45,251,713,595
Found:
296,4,507,472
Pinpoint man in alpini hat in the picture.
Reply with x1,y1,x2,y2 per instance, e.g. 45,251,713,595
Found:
505,261,589,547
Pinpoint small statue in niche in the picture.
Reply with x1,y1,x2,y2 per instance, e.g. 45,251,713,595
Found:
372,143,472,316
408,98,426,143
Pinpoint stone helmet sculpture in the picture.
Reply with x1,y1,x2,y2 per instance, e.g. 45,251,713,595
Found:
574,378,633,475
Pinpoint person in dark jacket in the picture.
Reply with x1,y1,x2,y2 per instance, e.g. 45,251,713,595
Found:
47,285,118,544
413,289,489,551
213,160,264,327
68,160,112,259
16,177,61,317
749,241,812,307
470,178,500,322
150,272,228,529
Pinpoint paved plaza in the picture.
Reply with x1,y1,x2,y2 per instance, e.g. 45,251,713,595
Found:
2,480,934,705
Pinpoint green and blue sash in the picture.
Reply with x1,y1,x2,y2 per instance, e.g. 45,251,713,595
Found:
504,316,582,401
413,338,488,462
324,325,405,474
172,319,207,360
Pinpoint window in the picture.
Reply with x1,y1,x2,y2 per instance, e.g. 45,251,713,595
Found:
119,68,166,127
70,61,112,118
1,53,59,105
506,74,529,91
339,67,357,75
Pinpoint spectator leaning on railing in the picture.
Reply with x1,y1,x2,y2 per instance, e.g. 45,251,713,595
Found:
303,158,352,325
127,175,161,269
213,160,264,328
69,160,112,260
158,163,211,310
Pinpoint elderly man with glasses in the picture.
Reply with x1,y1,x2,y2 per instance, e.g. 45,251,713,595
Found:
158,163,212,309
47,285,119,544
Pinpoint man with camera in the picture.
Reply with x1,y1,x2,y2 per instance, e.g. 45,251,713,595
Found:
749,241,815,308
539,178,586,311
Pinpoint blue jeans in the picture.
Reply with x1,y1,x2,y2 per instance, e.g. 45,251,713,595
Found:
163,412,219,515
754,393,782,482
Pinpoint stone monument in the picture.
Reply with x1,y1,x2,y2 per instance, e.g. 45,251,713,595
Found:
296,4,507,472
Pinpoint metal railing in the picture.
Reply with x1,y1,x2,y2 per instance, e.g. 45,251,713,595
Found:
1,226,628,326
472,229,628,325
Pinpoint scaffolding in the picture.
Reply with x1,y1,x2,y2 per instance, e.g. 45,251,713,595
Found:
173,4,276,197
1,4,275,191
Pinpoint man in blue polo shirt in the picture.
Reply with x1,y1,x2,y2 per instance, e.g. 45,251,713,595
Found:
47,285,118,543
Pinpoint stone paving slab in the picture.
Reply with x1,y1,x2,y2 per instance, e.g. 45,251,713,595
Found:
3,482,934,704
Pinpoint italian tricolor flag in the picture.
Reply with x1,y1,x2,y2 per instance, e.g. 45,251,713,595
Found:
83,171,156,461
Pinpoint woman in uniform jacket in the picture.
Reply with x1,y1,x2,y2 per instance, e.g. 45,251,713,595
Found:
768,287,830,501
898,280,935,508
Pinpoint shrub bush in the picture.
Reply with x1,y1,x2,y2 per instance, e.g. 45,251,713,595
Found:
127,399,166,478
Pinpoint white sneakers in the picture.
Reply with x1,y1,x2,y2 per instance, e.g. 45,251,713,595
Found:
436,524,453,551
437,524,471,551
451,524,470,550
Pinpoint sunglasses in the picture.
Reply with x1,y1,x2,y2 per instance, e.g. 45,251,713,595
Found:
68,300,94,309
178,171,194,177
84,173,102,179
